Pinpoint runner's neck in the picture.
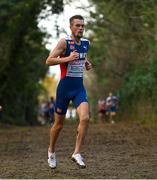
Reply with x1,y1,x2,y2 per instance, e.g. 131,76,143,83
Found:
70,35,81,45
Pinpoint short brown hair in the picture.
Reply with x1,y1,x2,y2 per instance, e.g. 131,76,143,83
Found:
69,15,84,25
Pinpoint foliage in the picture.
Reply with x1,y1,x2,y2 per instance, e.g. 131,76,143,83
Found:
39,75,58,101
87,0,157,123
0,0,64,125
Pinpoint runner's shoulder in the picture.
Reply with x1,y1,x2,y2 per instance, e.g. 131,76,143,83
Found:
81,38,90,44
56,38,67,50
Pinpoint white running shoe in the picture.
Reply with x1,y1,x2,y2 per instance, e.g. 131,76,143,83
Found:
71,153,86,168
48,151,57,169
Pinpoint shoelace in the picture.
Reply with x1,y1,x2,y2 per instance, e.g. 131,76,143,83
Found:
76,154,84,161
50,155,55,160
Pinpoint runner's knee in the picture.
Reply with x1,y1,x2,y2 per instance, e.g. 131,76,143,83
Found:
80,115,89,123
53,123,63,131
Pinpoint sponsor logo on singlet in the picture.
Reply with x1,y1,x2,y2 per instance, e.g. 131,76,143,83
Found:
66,52,87,77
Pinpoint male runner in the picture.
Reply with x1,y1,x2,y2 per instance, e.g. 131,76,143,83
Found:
106,92,118,124
98,98,106,123
46,15,92,169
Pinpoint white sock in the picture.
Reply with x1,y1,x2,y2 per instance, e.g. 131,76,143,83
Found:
48,151,55,157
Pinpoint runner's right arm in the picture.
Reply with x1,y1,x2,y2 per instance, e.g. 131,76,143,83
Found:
46,38,79,66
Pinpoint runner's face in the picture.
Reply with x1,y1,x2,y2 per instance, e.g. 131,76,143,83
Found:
70,19,84,38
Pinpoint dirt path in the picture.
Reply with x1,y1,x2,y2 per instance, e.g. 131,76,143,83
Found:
0,122,157,179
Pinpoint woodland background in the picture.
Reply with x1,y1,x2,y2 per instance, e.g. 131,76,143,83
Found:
0,0,157,125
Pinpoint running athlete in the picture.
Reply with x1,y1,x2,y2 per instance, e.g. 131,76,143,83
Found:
97,98,106,123
45,15,92,169
106,92,118,124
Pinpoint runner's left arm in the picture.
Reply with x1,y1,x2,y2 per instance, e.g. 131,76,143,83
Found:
85,59,92,70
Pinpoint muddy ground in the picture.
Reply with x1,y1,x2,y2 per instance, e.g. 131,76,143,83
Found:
0,121,157,179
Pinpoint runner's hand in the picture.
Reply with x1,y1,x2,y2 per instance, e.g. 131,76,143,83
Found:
69,50,79,61
85,60,92,70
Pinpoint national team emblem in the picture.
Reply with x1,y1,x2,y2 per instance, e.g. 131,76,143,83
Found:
70,41,75,44
68,41,75,44
70,45,75,50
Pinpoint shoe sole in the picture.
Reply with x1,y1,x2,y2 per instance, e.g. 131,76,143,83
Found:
71,157,86,169
50,166,56,169
48,164,57,169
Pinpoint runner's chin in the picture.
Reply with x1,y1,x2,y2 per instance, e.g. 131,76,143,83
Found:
77,32,83,38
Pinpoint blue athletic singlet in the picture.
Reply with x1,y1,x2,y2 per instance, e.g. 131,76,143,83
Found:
55,36,90,115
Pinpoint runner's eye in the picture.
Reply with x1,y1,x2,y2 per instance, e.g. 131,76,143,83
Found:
76,24,84,28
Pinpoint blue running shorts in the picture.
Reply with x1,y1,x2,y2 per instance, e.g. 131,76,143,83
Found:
55,77,88,115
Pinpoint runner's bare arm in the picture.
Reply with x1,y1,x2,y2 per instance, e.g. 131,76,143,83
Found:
46,38,79,66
